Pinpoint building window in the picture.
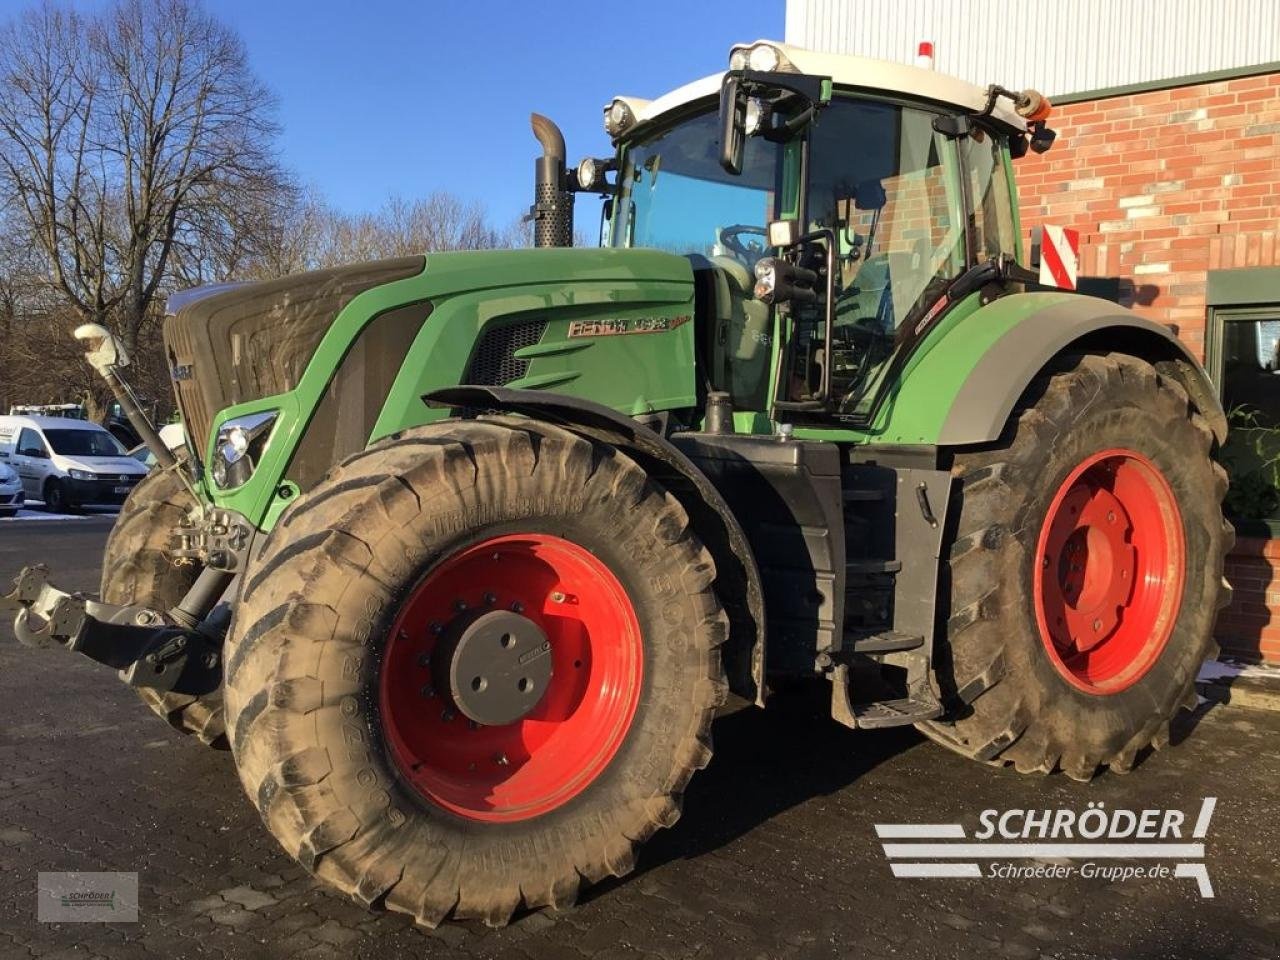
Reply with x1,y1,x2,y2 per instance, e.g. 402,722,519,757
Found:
1210,305,1280,529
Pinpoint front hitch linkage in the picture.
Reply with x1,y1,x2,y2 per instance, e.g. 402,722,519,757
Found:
0,565,222,696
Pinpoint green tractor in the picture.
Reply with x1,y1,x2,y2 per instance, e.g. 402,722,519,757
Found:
5,40,1231,926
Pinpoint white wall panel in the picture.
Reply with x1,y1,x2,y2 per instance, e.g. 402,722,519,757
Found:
784,0,1280,96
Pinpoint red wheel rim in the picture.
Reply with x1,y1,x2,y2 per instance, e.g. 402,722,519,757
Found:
1033,448,1185,694
379,534,643,822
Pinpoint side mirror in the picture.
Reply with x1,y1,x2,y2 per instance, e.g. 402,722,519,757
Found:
73,323,131,371
719,76,746,175
1028,122,1057,154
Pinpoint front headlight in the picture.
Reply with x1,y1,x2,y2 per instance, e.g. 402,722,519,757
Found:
68,469,96,481
211,410,278,490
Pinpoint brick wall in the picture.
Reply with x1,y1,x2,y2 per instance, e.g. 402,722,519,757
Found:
1017,71,1280,663
1016,71,1280,360
1219,537,1280,662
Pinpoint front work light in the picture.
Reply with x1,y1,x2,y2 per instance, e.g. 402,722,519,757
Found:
211,410,278,490
728,42,795,74
603,98,636,137
575,156,616,193
754,257,818,306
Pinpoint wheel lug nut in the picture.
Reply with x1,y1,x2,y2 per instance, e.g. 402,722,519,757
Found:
494,753,509,766
418,654,430,667
421,684,435,698
454,599,467,612
550,591,566,604
468,719,479,730
441,708,455,722
1092,619,1102,632
511,601,524,613
483,592,497,606
430,622,442,635
1107,511,1116,524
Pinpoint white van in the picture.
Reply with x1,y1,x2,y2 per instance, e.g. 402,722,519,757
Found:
0,415,149,512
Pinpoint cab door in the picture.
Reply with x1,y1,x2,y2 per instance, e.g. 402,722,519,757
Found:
14,428,52,498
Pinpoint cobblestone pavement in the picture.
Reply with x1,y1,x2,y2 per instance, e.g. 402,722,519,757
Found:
1,520,1278,959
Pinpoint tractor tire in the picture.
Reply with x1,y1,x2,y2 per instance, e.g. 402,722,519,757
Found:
920,353,1232,780
224,417,727,927
101,467,228,748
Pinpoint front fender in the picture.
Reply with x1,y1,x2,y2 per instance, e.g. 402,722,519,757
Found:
425,386,767,708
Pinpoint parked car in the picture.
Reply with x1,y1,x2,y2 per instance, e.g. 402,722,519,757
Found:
128,422,186,470
0,415,148,512
0,461,23,517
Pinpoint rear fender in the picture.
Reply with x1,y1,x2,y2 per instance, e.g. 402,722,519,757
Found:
937,294,1226,447
424,386,766,708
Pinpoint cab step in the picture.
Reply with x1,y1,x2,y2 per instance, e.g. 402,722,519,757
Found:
845,558,902,574
842,488,884,502
828,648,942,730
848,695,942,729
846,630,924,654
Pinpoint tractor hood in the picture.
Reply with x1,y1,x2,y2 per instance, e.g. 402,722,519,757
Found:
163,248,696,458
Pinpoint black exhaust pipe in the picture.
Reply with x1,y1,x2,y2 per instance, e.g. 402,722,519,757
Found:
530,113,573,248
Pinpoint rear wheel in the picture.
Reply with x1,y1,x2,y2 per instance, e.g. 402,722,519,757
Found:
921,353,1232,779
101,467,227,747
224,418,727,926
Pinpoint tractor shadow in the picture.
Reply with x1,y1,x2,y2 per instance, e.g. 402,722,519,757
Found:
585,683,922,897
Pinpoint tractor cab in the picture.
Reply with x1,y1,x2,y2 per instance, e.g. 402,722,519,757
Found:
585,40,1050,429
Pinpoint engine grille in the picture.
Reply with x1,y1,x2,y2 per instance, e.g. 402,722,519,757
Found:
464,319,547,385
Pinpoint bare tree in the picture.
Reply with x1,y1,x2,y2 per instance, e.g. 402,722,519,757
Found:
0,0,287,355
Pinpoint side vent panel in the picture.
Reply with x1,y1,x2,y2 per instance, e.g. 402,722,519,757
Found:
464,319,548,386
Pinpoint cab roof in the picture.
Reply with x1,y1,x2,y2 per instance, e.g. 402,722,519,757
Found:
618,39,1025,133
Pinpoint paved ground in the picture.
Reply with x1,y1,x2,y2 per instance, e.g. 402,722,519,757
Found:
1,521,1278,960
0,503,119,522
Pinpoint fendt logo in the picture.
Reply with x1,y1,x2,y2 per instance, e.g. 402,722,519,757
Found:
876,798,1217,897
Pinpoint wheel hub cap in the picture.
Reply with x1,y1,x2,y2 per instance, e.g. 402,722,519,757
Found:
433,609,553,726
1034,448,1185,694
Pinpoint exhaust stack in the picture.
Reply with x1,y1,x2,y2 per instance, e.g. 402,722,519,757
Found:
529,113,573,248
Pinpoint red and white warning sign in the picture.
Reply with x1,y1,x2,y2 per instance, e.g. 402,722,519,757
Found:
1035,224,1080,290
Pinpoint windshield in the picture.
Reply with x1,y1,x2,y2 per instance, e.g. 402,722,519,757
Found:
613,109,785,260
44,429,127,457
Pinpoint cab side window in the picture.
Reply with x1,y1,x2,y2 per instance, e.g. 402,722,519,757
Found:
17,429,46,457
963,130,1017,262
789,97,966,413
807,98,965,337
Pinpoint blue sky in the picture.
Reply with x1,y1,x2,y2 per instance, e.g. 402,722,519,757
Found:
226,0,783,224
1,0,783,226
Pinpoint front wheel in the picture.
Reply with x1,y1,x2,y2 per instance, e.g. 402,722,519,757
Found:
101,467,226,747
44,479,71,513
921,353,1232,780
224,418,727,926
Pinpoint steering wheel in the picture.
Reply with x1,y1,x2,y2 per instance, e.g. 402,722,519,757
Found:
716,224,769,268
